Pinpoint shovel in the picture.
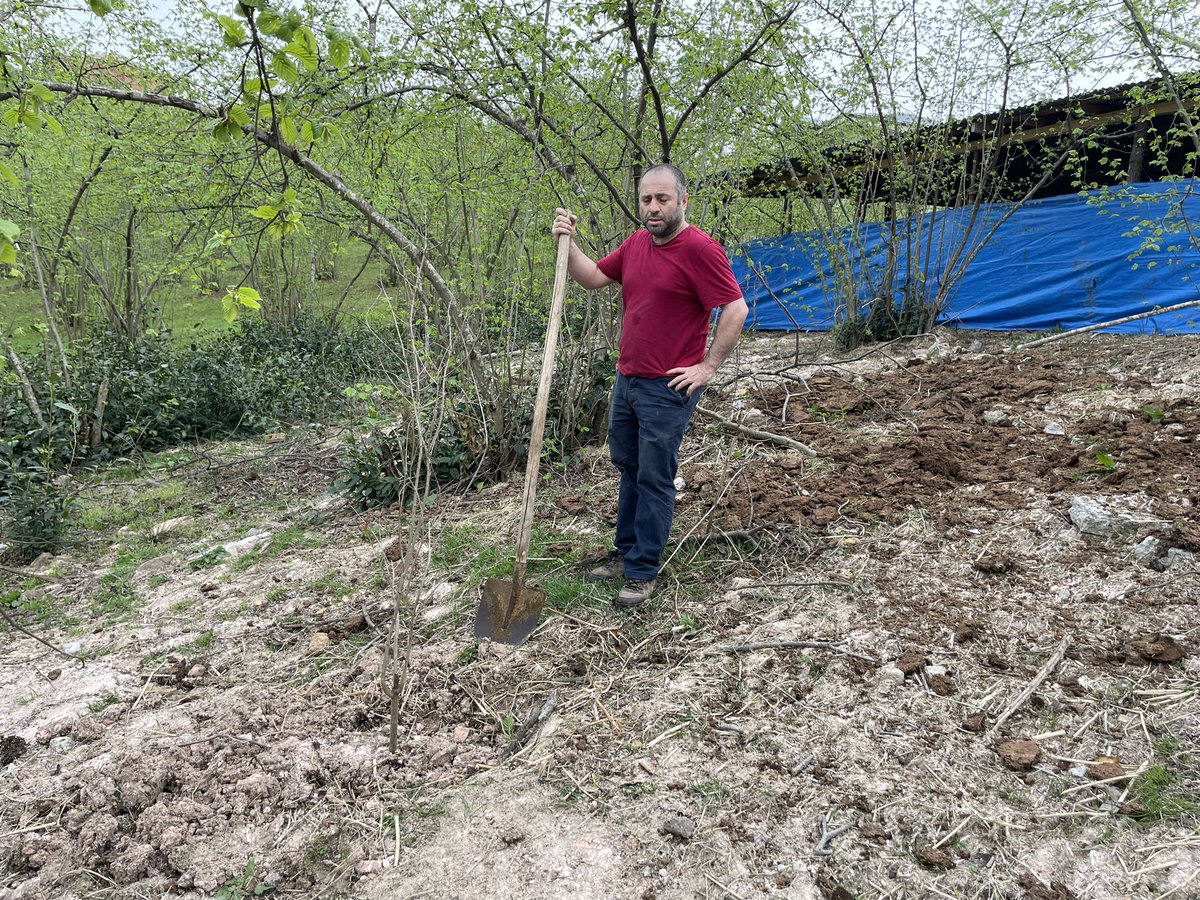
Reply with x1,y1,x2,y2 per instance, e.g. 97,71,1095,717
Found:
474,231,572,645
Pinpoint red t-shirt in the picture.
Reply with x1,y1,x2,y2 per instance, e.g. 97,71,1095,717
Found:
596,225,743,378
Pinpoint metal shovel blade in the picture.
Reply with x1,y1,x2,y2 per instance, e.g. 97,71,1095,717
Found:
475,577,546,646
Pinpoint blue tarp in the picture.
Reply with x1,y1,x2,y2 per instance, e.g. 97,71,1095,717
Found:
729,181,1200,334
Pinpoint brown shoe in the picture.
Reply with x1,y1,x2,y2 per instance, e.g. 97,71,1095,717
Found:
615,578,656,607
586,551,625,582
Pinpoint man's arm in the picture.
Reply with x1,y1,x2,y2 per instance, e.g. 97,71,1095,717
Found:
666,298,749,396
553,208,614,290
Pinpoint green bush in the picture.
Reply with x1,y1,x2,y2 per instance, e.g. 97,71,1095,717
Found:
0,314,391,554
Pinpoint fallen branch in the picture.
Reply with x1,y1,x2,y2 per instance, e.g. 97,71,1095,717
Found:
500,692,558,760
814,809,851,856
987,637,1070,737
1013,299,1200,350
0,605,78,661
696,405,816,456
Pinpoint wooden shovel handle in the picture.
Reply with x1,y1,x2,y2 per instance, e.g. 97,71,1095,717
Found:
507,232,572,613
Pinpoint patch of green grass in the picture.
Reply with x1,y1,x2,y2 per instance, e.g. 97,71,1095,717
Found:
689,779,733,804
88,692,121,713
431,525,504,574
189,547,230,570
309,570,352,597
3,587,80,629
192,629,215,651
264,586,289,604
78,480,192,534
1128,763,1197,821
171,597,197,613
230,526,323,572
541,574,610,615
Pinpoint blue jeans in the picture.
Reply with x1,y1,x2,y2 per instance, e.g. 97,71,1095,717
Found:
608,373,702,581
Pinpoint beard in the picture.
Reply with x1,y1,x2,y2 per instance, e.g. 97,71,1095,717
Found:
642,204,684,239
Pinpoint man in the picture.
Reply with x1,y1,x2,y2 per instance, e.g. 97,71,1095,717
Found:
552,164,749,607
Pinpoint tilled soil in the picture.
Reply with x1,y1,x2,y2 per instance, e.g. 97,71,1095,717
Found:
1,330,1198,900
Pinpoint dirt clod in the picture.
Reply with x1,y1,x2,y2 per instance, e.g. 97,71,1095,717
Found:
962,712,986,733
894,649,926,675
994,739,1042,771
915,845,955,869
1018,873,1079,899
1126,633,1185,664
929,674,956,696
1,735,28,765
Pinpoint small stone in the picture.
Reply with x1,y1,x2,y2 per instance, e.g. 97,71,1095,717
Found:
994,739,1041,771
308,632,332,653
659,815,696,841
500,825,526,846
186,664,208,680
47,668,62,681
877,667,905,689
673,476,686,491
982,409,1008,425
452,725,470,743
923,664,948,678
1043,421,1065,436
63,641,83,657
49,736,76,753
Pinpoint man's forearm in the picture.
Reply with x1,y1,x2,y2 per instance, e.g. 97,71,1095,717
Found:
567,241,613,290
702,298,749,372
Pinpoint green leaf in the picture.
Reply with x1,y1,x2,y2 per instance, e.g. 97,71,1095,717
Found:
235,286,262,309
286,26,319,72
0,243,17,267
222,292,238,323
226,104,250,128
0,161,15,186
257,9,282,35
0,219,19,241
271,51,299,86
29,83,54,103
88,0,115,15
279,115,297,144
250,205,278,220
42,112,62,134
217,14,247,47
328,36,350,69
2,108,20,127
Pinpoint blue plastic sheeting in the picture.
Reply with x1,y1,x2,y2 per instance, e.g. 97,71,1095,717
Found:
729,181,1200,334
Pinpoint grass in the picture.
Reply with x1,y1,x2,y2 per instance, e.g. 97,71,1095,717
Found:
77,479,194,535
1128,763,1197,821
0,240,392,353
229,526,324,572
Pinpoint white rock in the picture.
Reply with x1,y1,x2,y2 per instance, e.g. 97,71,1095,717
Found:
49,736,76,753
1165,548,1198,570
1069,496,1168,538
674,476,686,491
151,516,193,539
222,531,273,559
878,666,905,688
1043,421,1065,436
924,664,948,678
63,641,83,657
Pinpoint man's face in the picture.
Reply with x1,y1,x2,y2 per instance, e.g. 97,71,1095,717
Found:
638,170,687,242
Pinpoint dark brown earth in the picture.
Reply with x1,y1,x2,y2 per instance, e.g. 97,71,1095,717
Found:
2,330,1198,900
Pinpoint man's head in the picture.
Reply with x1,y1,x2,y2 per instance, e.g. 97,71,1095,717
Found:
638,164,688,244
